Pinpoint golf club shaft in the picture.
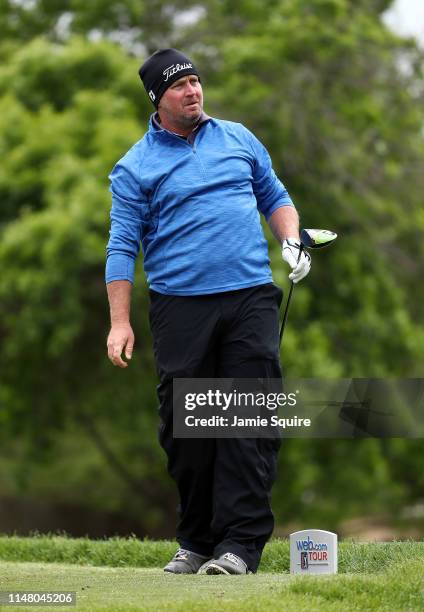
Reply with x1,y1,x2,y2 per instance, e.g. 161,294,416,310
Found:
279,244,304,347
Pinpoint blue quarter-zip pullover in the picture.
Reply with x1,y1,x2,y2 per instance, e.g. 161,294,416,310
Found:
106,114,293,295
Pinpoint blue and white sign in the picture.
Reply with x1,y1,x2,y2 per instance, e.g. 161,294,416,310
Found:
290,529,338,574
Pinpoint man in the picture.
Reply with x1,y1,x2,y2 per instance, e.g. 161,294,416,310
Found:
105,49,311,575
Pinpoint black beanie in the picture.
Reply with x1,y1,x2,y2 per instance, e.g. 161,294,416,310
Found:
138,49,200,108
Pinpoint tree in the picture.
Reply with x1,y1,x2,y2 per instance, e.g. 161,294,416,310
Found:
0,0,201,53
0,1,423,532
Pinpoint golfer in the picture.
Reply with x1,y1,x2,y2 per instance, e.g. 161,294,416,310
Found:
105,49,311,575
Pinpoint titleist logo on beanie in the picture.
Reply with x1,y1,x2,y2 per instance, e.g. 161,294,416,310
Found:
138,48,200,108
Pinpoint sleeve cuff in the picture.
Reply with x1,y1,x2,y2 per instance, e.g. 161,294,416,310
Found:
264,200,294,222
105,253,136,284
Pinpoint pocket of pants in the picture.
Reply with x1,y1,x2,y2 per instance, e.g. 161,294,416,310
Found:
271,283,284,307
149,292,177,332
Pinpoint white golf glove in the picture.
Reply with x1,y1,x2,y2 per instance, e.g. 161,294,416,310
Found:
282,238,311,283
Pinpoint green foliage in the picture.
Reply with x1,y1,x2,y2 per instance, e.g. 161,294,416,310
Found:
197,0,424,377
0,0,201,53
0,0,423,534
0,37,144,114
0,41,145,466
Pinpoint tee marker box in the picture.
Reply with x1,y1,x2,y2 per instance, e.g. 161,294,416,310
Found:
290,529,338,574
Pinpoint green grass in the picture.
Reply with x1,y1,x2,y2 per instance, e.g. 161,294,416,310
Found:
1,535,424,573
1,560,424,611
0,537,424,610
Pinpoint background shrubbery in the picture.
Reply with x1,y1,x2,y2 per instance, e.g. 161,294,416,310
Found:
0,0,423,536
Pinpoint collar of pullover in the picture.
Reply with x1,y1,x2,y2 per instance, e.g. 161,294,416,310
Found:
150,111,211,145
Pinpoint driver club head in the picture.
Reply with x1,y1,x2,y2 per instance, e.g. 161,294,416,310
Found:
300,228,338,249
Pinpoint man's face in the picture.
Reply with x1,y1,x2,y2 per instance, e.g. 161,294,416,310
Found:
158,75,203,129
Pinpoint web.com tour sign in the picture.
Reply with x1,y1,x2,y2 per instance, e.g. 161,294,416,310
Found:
290,530,338,574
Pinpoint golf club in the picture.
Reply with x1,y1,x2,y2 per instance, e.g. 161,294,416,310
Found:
279,229,337,347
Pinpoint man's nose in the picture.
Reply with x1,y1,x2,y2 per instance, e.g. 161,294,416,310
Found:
185,82,197,95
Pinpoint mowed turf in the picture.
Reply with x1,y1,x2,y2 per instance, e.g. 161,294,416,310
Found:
0,538,424,611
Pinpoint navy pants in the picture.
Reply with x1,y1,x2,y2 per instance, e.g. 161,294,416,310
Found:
149,283,283,572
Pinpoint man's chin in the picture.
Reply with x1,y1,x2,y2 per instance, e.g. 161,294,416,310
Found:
182,108,202,124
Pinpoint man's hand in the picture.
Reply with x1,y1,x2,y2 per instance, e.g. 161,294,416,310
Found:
107,323,135,368
282,238,311,283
